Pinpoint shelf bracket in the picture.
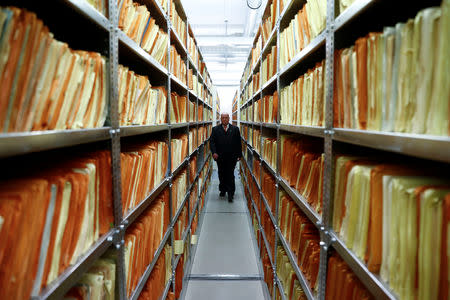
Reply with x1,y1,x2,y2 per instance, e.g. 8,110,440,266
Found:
109,128,121,138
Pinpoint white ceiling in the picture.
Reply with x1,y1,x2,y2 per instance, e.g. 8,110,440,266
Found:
182,0,266,112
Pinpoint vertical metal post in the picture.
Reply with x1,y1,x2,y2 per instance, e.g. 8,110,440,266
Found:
108,1,127,299
165,1,176,295
273,0,281,296
318,0,335,299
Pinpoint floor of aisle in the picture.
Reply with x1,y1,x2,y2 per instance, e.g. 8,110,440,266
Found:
181,163,269,300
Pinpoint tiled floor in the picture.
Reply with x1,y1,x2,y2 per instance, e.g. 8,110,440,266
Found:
182,163,268,300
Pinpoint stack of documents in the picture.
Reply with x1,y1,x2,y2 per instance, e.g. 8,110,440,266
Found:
262,91,279,123
170,45,187,85
279,191,320,290
280,135,324,214
118,65,167,126
334,1,449,136
277,246,308,299
333,156,450,299
0,150,113,299
279,0,326,67
262,46,278,84
0,7,108,133
280,61,325,127
169,2,187,46
118,0,169,66
170,93,187,123
121,140,169,214
124,190,170,298
138,245,173,300
326,253,373,299
172,170,187,213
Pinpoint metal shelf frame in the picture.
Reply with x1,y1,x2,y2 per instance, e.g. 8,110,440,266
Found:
236,0,449,299
276,277,288,300
333,128,450,163
278,124,325,138
0,1,216,299
278,177,322,228
0,127,111,158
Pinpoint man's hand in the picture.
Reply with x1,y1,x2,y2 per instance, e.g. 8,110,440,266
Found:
237,157,241,161
213,153,219,160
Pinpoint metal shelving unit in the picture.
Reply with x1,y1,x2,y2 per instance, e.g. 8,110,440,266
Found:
278,31,326,76
118,30,169,75
0,1,215,299
278,177,321,228
237,0,448,299
333,128,450,163
261,75,277,92
279,124,324,138
0,128,111,158
120,124,170,137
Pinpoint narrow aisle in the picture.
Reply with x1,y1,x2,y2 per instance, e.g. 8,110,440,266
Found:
182,164,269,300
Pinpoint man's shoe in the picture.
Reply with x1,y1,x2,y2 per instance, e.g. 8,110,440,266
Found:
220,191,225,197
228,194,233,202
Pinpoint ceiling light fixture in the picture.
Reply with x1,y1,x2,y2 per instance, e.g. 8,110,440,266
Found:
247,0,262,9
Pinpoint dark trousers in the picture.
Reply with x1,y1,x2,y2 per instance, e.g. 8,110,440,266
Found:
217,155,237,196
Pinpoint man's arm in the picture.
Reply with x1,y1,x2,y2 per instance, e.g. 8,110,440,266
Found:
210,127,219,160
234,126,242,160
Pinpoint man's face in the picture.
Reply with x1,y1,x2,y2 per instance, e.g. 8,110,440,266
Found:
221,114,230,126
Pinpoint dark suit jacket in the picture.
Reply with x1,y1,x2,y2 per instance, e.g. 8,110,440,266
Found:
210,123,242,161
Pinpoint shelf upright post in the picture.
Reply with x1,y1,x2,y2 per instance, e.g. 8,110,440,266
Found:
317,0,336,299
107,1,127,299
165,0,176,295
273,0,282,298
186,19,192,265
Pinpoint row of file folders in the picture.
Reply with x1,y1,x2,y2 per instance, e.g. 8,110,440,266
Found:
0,7,211,133
0,132,209,299
242,134,450,300
242,1,449,136
242,165,373,300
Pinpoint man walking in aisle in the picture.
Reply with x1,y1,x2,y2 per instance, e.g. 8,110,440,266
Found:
210,113,242,202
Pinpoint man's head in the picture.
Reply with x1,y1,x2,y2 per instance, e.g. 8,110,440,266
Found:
220,113,230,126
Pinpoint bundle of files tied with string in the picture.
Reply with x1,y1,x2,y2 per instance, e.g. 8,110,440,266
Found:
333,2,449,136
118,0,169,67
0,7,108,133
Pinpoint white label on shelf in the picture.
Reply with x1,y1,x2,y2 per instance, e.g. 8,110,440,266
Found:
174,240,184,255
